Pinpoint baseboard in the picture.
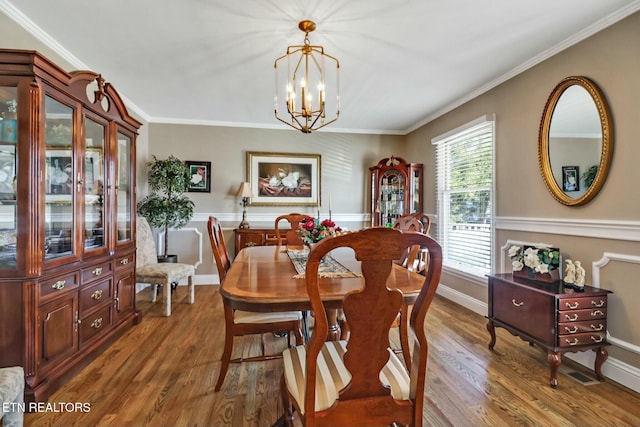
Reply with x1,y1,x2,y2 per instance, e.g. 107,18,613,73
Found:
437,282,640,393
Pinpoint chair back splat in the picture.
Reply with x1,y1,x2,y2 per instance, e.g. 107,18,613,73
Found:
281,227,442,427
275,213,310,247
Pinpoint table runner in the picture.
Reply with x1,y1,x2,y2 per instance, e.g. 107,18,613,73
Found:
287,249,361,279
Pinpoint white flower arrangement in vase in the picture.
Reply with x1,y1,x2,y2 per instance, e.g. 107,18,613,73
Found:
508,245,561,283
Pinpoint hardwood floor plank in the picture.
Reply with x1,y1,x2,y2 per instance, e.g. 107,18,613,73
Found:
24,286,640,427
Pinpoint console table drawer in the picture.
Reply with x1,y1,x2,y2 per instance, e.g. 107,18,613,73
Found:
558,319,606,335
558,331,607,348
559,308,607,323
492,280,553,342
560,296,607,311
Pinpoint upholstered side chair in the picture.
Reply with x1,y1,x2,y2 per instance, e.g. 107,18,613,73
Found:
281,227,442,427
0,366,24,427
275,213,309,248
208,216,304,392
135,216,195,317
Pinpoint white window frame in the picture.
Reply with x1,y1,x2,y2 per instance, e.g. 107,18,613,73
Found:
432,115,495,278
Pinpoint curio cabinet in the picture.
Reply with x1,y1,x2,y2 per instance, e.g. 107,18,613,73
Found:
370,156,423,226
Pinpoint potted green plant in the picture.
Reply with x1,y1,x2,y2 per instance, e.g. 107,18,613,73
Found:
137,155,195,261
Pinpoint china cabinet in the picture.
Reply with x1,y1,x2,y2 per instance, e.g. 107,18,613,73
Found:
370,156,423,227
0,49,141,402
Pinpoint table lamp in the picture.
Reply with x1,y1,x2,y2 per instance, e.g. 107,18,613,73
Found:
236,182,255,229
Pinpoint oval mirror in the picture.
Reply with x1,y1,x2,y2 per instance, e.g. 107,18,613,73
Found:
538,76,613,206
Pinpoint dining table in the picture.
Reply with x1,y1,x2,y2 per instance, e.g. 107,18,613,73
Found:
219,244,428,340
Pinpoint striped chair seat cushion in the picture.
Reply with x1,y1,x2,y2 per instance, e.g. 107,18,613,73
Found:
235,310,302,324
282,340,410,415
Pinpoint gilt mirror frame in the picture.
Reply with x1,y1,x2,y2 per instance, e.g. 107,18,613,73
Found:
538,76,613,206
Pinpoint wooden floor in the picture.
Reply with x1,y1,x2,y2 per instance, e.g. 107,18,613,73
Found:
25,285,640,427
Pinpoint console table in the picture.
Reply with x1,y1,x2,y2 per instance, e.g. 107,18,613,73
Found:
486,273,611,388
234,228,284,254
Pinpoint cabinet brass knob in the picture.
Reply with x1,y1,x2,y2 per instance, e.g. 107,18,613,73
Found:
511,299,524,307
90,318,103,329
591,310,604,317
93,267,103,276
565,301,579,309
590,323,604,331
120,258,129,265
565,314,578,321
52,280,66,290
91,289,103,300
591,300,605,308
565,338,579,346
564,326,578,334
590,335,604,343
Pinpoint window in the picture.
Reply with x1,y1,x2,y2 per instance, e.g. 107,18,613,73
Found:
433,115,494,276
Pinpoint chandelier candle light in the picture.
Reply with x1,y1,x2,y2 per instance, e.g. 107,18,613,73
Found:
274,20,340,133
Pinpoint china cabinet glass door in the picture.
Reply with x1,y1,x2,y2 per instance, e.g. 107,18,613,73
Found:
116,131,132,243
84,117,106,251
44,95,75,259
0,86,18,268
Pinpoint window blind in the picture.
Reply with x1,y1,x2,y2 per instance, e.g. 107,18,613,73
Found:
433,117,494,276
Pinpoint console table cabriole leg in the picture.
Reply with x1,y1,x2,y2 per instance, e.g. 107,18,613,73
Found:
548,351,561,388
486,320,496,350
594,346,608,381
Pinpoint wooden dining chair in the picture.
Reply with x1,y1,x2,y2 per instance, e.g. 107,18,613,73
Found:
281,227,442,427
207,216,304,392
275,213,309,247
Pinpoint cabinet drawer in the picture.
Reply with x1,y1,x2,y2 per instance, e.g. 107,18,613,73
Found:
82,261,113,284
116,253,135,270
558,319,606,335
40,273,79,299
559,296,607,311
492,280,554,343
264,233,280,245
79,279,112,313
79,304,112,345
558,331,606,348
558,308,607,323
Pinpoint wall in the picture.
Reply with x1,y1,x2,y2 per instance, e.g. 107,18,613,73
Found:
146,124,406,280
406,11,640,391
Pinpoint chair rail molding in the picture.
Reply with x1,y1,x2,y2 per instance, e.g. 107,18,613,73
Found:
496,216,640,242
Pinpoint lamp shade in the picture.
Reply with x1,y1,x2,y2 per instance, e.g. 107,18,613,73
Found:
236,182,255,198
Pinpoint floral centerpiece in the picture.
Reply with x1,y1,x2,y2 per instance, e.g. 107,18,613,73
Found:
508,245,561,283
298,217,341,246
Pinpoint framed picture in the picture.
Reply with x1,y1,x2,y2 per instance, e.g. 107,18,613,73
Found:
562,166,579,192
247,152,321,206
45,149,73,195
186,161,212,193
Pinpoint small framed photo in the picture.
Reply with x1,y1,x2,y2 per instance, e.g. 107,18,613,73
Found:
562,166,579,192
186,161,211,193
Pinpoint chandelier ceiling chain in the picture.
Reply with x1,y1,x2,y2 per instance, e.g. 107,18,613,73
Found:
274,20,340,134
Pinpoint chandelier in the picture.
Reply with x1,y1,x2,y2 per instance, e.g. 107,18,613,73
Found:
274,20,340,133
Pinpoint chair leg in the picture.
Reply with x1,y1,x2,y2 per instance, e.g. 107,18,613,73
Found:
281,374,295,427
215,305,235,392
151,284,159,303
187,275,195,304
163,283,171,316
293,327,304,346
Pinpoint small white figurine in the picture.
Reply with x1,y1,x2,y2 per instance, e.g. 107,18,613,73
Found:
564,259,576,284
574,260,586,288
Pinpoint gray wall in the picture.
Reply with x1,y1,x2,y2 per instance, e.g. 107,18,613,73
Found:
407,11,640,391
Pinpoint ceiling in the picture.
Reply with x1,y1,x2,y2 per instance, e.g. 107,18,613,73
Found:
2,0,639,135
